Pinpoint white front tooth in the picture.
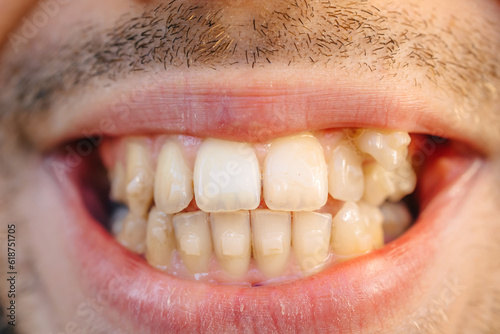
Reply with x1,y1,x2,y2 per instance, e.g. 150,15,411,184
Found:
110,162,127,203
328,142,364,201
362,162,396,206
356,130,411,171
387,160,417,202
380,202,412,242
264,134,328,211
331,202,373,259
358,202,384,249
194,139,261,212
292,211,332,274
173,211,213,274
145,207,176,270
210,211,251,277
251,210,291,278
154,140,193,214
125,138,154,217
116,212,148,254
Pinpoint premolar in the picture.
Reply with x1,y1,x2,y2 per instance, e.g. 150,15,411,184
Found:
356,130,411,171
145,207,176,270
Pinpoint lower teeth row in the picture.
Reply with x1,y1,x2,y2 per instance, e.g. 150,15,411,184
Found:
107,129,416,283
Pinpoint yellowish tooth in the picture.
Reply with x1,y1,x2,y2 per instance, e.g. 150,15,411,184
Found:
264,134,328,211
125,138,154,217
331,202,373,259
116,212,148,254
194,139,261,212
362,162,396,206
251,210,291,278
328,142,364,202
356,130,411,171
173,211,213,274
210,211,251,277
380,202,412,241
110,162,127,203
358,202,384,249
387,160,417,202
292,211,332,274
145,207,176,270
154,140,193,214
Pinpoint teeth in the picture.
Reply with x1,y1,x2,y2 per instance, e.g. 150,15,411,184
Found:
387,160,417,202
358,202,384,249
251,210,291,278
210,211,251,277
110,162,127,203
194,139,261,212
331,202,373,258
327,142,364,201
154,140,193,214
356,130,411,171
116,212,148,254
173,211,213,274
380,202,412,242
125,138,154,217
264,134,328,211
145,207,176,270
292,211,332,274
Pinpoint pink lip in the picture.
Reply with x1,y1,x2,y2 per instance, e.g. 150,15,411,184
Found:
49,138,482,332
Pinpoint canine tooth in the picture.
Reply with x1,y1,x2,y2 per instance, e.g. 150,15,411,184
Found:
194,139,261,212
116,212,148,254
362,162,396,206
292,211,332,274
125,138,154,217
154,140,193,214
210,211,251,277
251,210,291,278
328,142,364,201
145,207,176,270
264,134,328,211
331,202,373,258
173,211,213,274
356,130,411,171
110,162,127,203
358,202,384,249
380,202,412,242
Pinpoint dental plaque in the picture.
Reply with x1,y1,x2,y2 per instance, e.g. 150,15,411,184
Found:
104,129,416,285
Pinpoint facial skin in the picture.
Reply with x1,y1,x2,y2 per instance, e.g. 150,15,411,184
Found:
0,0,499,333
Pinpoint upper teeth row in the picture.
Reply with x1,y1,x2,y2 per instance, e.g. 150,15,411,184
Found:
110,129,414,217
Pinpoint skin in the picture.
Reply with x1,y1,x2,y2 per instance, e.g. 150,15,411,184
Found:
0,0,499,333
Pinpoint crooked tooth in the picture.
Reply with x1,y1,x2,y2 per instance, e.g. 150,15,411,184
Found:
251,210,291,278
145,207,176,270
363,160,417,206
154,140,193,214
125,138,154,217
194,139,261,212
356,130,411,171
210,211,251,277
292,211,332,274
328,142,364,201
380,202,412,242
331,202,373,259
116,212,148,254
110,162,127,203
173,211,213,274
264,134,328,211
358,202,384,249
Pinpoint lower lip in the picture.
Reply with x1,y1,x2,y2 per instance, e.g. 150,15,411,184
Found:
51,152,481,332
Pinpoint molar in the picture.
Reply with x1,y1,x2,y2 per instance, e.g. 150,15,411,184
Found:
154,140,193,214
194,139,261,212
264,134,328,211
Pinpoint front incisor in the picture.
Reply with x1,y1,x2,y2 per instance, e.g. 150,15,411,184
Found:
154,140,193,214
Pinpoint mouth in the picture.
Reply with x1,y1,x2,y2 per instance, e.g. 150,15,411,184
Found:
41,72,484,332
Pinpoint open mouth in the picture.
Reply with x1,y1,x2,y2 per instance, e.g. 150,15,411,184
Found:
39,74,484,332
